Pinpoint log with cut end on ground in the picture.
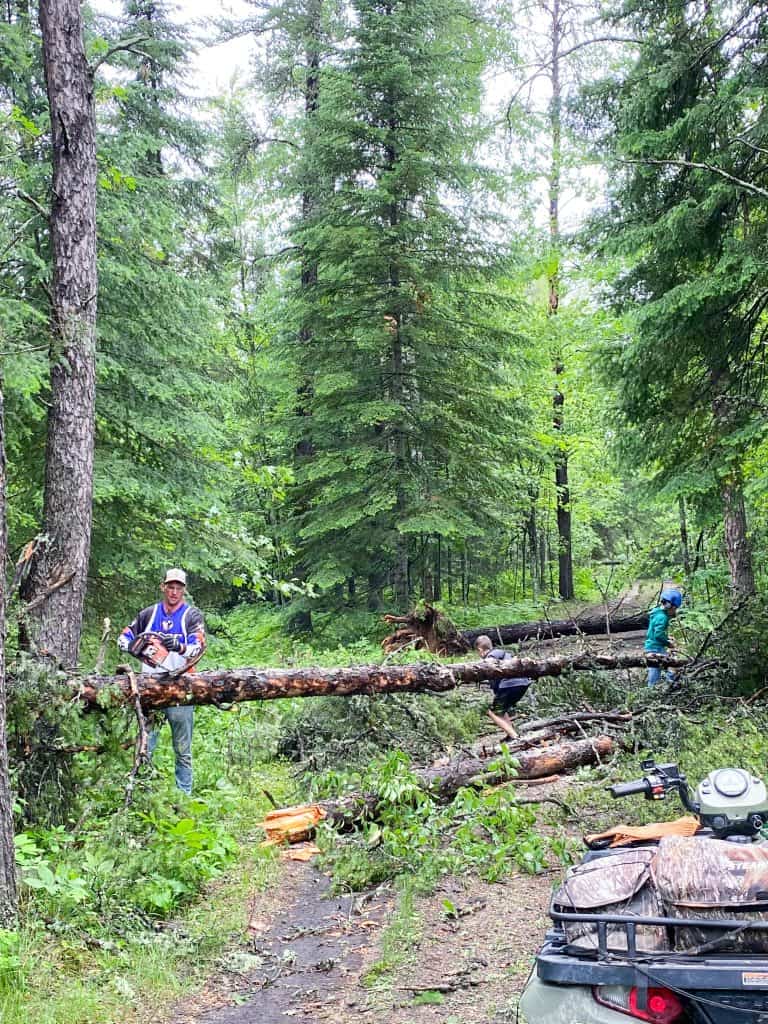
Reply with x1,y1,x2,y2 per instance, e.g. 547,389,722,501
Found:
381,602,650,654
263,734,615,837
68,650,691,711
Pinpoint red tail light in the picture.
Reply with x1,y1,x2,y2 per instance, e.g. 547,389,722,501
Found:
593,985,685,1023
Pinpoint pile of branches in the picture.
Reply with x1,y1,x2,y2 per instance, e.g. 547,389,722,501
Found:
267,710,634,836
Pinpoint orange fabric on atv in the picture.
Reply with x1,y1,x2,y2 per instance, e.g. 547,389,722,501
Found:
585,815,701,848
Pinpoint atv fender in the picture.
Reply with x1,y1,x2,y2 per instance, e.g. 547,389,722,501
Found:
519,974,633,1024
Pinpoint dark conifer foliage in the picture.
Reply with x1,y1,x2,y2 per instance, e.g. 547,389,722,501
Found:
277,0,523,608
589,0,768,600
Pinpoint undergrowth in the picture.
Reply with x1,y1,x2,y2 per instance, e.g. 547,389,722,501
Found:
313,750,549,893
8,596,768,1021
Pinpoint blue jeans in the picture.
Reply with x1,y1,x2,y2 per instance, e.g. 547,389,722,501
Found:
148,706,194,795
647,667,676,688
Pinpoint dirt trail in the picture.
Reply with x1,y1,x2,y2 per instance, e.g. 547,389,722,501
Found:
163,851,556,1024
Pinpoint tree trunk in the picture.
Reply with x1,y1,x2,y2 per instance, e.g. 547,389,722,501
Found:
461,609,649,647
66,648,687,711
679,495,691,576
720,472,755,603
0,381,18,926
548,0,574,601
321,735,614,827
23,0,98,668
287,3,322,637
417,735,614,796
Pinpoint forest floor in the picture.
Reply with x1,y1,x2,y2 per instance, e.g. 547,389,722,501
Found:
155,779,572,1024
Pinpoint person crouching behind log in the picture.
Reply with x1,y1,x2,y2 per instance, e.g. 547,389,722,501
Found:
474,635,532,739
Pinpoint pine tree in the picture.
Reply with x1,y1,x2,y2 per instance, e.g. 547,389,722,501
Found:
589,0,768,601
21,0,99,666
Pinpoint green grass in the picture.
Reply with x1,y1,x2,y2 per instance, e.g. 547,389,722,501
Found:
2,842,279,1024
3,761,290,1024
363,877,422,989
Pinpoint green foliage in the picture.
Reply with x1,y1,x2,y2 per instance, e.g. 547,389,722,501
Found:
317,750,549,892
586,0,768,588
0,929,23,995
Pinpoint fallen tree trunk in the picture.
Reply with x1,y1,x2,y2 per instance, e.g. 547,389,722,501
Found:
319,735,614,828
470,711,632,759
381,603,649,655
72,654,683,711
461,611,649,647
67,651,689,711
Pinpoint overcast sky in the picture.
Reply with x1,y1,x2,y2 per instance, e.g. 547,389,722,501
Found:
95,0,255,93
93,0,599,232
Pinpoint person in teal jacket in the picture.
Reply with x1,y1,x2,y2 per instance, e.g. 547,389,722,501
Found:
645,589,681,686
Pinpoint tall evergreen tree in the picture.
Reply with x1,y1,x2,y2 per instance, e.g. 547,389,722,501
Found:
22,0,98,666
587,0,768,601
279,0,521,609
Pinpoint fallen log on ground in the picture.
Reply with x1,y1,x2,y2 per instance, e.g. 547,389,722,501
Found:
470,711,632,758
460,611,649,647
381,603,650,654
68,652,690,710
308,735,615,830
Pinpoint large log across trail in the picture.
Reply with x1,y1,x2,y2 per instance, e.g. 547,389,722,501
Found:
381,603,649,654
460,611,649,647
72,650,688,711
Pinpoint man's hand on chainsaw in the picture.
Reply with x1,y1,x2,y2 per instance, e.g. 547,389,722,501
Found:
159,634,184,653
117,634,130,652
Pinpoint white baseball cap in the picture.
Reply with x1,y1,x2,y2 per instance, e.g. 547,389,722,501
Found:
163,568,187,585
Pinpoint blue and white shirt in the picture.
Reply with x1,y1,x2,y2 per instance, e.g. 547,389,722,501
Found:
120,601,206,660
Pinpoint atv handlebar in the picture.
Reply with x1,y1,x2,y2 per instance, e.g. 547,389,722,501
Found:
609,779,650,799
607,761,696,809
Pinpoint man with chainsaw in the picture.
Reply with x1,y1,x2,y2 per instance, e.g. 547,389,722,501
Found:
117,568,206,795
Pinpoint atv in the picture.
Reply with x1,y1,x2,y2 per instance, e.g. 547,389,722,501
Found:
519,760,768,1024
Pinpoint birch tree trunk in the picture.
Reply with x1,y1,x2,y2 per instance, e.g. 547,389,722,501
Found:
0,382,18,925
23,0,97,667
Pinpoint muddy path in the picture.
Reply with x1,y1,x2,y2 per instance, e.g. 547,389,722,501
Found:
161,848,557,1024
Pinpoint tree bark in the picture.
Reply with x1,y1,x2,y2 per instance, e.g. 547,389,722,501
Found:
0,381,18,926
67,649,687,710
382,604,649,654
287,0,322,637
720,472,755,603
461,610,649,646
321,735,614,827
23,0,98,668
679,496,691,576
548,0,574,601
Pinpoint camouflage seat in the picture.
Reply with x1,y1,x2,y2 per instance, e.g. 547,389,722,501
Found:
652,836,768,953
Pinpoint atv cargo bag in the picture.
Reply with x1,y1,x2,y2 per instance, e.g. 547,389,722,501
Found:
553,848,668,952
652,836,768,953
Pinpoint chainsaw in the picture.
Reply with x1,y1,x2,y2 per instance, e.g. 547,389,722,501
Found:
127,631,204,678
